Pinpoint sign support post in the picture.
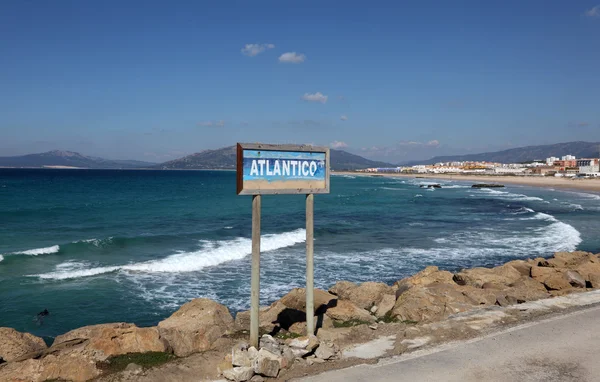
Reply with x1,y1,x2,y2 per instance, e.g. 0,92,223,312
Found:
305,193,315,335
237,143,329,347
250,194,261,348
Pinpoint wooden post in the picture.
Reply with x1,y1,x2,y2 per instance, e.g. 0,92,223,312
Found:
305,193,315,335
250,194,261,348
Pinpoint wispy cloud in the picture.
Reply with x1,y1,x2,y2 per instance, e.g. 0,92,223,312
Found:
279,52,306,63
241,43,275,57
197,120,225,127
584,5,600,17
330,141,348,149
340,115,348,121
302,92,328,104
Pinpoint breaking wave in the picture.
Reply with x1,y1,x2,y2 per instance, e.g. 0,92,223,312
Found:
5,245,60,256
35,229,306,280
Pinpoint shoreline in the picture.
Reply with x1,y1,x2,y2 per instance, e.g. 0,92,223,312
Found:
334,171,600,192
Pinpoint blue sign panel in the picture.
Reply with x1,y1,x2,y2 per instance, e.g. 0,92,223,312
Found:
237,144,330,195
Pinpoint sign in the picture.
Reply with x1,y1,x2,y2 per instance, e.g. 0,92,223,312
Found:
236,142,330,348
237,143,330,195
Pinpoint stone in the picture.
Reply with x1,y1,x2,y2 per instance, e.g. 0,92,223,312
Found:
370,305,378,313
125,363,143,375
575,261,600,284
565,270,586,288
234,301,287,333
279,288,337,313
286,335,319,357
395,266,455,289
315,327,353,343
0,327,47,362
589,273,600,288
391,283,476,323
250,375,265,382
462,288,497,305
325,300,376,323
328,281,358,298
289,314,334,335
252,348,282,378
232,348,252,367
453,264,522,288
505,260,532,277
505,277,550,302
531,267,571,291
375,294,397,318
495,295,512,307
53,322,168,360
157,298,234,357
248,346,259,360
223,366,255,382
344,282,394,310
314,342,337,360
369,324,378,330
218,356,234,375
259,334,281,356
281,347,295,369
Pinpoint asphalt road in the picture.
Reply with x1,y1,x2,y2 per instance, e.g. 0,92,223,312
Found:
301,305,600,382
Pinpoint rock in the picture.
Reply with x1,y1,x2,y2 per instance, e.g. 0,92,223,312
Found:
223,366,255,382
53,322,168,359
505,277,550,302
505,260,532,277
218,355,234,375
565,270,586,288
530,267,571,291
312,357,326,363
453,264,522,288
314,342,337,360
0,328,47,362
259,334,281,356
575,261,600,285
248,346,258,360
369,324,378,330
234,301,287,333
344,282,394,310
370,305,378,313
125,363,143,375
395,266,455,289
462,288,497,305
589,273,600,288
279,288,337,313
286,335,319,357
252,349,282,378
281,347,295,369
325,300,376,323
375,294,397,318
315,327,353,343
391,283,476,323
288,314,334,335
250,375,265,382
495,295,512,307
232,348,252,367
157,298,234,357
328,281,358,298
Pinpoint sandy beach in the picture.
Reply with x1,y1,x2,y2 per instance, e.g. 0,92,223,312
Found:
335,172,600,192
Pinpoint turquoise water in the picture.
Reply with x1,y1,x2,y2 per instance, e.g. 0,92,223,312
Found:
1,169,599,342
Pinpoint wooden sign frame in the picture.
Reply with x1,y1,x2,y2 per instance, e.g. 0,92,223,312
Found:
236,143,330,195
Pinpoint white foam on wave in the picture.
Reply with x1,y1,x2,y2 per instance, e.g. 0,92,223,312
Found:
36,229,306,280
475,188,545,202
9,245,60,256
568,192,600,200
380,187,405,191
0,255,3,262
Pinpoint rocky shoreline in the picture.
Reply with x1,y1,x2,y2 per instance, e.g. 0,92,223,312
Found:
2,250,600,382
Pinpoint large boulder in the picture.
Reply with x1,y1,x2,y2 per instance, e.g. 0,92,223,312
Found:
575,261,600,286
324,300,375,323
395,266,454,289
530,267,571,291
343,282,394,310
278,288,337,313
234,301,288,333
0,328,47,362
453,264,522,288
374,294,397,318
503,277,550,302
328,281,358,299
391,284,476,323
158,298,234,357
53,323,168,359
504,260,532,277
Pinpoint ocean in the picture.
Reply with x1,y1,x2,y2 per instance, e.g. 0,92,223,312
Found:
1,169,599,342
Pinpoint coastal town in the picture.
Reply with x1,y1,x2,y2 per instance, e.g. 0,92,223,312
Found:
362,154,600,177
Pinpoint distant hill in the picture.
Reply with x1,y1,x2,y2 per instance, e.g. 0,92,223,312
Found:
404,141,600,165
156,146,394,171
0,150,156,169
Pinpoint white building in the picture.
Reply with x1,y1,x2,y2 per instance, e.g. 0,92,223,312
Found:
562,155,576,161
577,159,600,175
546,157,559,165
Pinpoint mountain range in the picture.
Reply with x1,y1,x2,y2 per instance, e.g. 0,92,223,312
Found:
403,141,600,166
2,141,599,170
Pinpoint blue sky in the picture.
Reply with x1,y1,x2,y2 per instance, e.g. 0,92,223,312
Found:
1,1,599,163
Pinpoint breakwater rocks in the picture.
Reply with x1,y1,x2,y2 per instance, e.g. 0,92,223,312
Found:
471,183,505,188
2,251,600,381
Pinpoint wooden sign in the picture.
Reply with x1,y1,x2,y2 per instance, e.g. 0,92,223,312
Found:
236,143,330,195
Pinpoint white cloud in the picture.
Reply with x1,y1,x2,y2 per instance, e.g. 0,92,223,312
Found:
427,140,440,147
241,43,275,57
340,115,348,121
302,92,328,104
330,141,348,149
197,120,225,127
585,5,600,17
279,52,306,63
